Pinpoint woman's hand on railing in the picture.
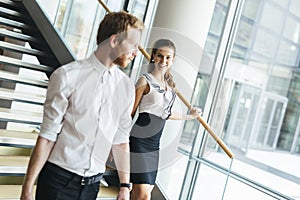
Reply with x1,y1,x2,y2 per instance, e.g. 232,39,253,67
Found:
189,107,202,119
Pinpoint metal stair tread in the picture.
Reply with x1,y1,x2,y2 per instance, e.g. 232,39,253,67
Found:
0,28,38,42
0,55,52,72
0,16,29,30
0,0,17,4
0,40,47,57
0,129,38,148
0,185,119,199
0,6,23,19
0,107,43,125
0,87,46,104
0,70,48,88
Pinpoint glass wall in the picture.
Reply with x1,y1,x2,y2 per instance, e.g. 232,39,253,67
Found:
37,0,152,65
225,0,300,154
180,0,300,199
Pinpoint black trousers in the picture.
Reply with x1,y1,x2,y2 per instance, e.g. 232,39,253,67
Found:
36,161,102,200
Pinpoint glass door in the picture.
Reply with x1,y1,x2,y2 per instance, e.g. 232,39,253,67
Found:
226,82,261,150
253,93,287,149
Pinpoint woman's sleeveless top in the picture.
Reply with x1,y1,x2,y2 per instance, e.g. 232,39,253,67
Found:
138,73,176,119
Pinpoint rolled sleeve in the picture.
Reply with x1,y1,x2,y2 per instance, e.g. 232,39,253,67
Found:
39,67,70,142
112,92,135,144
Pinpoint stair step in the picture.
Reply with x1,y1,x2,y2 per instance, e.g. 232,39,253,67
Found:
0,185,119,199
0,16,30,31
0,87,45,105
0,41,47,57
0,6,25,22
0,155,117,177
0,155,28,175
0,28,38,43
0,55,52,72
0,0,20,11
0,70,48,88
0,155,118,198
0,129,38,148
0,107,42,125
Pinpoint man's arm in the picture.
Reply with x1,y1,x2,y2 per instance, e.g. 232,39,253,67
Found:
112,142,130,200
20,67,69,200
20,136,55,200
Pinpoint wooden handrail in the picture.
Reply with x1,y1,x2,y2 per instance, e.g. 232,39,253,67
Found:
175,89,234,158
97,0,234,159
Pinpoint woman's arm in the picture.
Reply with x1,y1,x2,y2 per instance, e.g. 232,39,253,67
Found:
131,77,149,118
168,107,202,120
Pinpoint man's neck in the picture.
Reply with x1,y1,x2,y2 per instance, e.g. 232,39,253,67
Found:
94,45,114,68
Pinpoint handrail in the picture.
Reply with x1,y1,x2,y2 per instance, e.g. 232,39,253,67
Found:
97,0,234,159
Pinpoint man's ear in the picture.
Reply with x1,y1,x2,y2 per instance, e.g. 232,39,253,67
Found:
109,34,118,48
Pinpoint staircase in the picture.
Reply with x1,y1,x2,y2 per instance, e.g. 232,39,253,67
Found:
0,0,118,199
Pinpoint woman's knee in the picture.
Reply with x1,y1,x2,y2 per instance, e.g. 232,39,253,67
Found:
131,184,153,200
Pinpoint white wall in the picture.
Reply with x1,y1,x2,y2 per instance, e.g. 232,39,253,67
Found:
148,0,217,198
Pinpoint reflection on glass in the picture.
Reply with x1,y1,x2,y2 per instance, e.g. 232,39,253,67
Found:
274,0,289,8
266,65,292,96
283,17,300,44
252,30,278,58
205,2,228,57
289,0,300,18
277,73,300,151
225,83,260,150
190,0,300,198
257,98,275,147
267,102,283,147
179,73,209,151
179,0,230,153
63,1,99,59
276,41,298,66
107,0,124,11
260,2,284,33
54,0,68,32
128,0,149,20
234,20,253,48
192,164,232,200
242,0,259,20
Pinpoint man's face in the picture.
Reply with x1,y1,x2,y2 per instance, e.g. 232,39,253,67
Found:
112,29,142,68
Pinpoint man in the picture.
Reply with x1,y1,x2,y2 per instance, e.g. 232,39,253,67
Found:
21,11,144,200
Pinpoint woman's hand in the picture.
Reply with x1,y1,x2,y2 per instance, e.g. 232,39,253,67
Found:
189,107,202,119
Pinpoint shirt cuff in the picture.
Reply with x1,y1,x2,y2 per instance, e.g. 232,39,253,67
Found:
112,128,130,144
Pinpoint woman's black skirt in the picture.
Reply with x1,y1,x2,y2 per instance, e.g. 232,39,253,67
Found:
129,113,166,185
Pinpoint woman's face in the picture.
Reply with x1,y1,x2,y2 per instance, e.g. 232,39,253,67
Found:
152,46,175,73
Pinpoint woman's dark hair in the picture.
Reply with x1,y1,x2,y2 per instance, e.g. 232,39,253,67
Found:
148,39,176,88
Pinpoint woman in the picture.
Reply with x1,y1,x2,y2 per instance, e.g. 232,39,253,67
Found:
129,39,201,200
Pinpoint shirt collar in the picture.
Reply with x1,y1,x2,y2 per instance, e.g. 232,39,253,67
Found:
89,53,115,76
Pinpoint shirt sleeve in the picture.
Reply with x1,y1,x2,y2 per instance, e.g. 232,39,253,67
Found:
39,67,70,141
112,89,135,144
